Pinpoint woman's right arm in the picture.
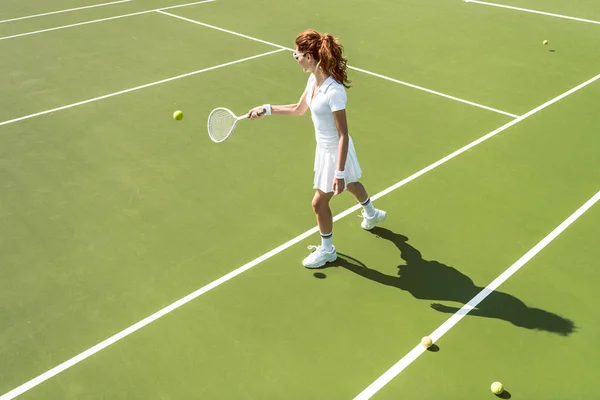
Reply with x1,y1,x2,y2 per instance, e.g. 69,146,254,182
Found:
248,90,309,118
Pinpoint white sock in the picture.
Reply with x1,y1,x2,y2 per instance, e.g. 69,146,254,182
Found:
360,197,376,218
321,232,333,251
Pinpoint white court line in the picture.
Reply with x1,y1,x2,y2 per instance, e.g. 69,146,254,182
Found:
0,0,133,24
465,0,600,26
347,66,519,118
0,0,215,41
157,10,289,50
157,10,519,118
354,189,600,400
0,49,285,130
1,70,597,400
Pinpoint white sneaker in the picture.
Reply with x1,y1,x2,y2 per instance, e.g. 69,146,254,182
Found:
302,245,337,268
361,209,386,230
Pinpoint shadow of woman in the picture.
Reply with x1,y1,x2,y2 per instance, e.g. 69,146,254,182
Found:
332,227,575,336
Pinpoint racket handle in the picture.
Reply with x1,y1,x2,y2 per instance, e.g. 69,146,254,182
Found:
240,107,267,121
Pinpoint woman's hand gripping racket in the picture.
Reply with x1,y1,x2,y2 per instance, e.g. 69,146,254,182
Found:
207,107,266,143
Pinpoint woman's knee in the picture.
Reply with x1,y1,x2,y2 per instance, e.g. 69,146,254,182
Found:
312,197,323,213
312,192,331,213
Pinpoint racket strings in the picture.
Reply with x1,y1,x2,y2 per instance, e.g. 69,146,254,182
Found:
208,109,237,142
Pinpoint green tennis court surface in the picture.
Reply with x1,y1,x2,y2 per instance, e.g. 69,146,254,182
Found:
1,0,599,399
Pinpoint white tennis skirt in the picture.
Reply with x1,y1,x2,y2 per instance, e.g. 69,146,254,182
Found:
313,135,362,193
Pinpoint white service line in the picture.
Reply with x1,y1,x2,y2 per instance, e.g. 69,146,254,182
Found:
465,0,600,26
1,66,597,399
354,188,600,400
157,10,289,50
0,0,215,41
0,49,285,130
347,66,519,118
157,10,519,118
0,0,133,24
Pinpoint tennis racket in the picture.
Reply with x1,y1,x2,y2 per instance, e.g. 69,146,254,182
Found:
207,107,265,143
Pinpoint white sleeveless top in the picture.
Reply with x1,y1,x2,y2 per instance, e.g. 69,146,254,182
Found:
304,74,348,148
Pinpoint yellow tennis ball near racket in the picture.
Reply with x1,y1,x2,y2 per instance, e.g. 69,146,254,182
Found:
173,110,183,121
491,382,504,395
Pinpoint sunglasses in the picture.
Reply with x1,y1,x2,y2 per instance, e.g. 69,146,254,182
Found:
293,51,305,60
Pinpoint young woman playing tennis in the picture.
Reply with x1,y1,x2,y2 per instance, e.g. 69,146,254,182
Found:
248,29,386,268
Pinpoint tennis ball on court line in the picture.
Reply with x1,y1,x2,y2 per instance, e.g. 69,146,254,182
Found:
543,40,549,45
421,336,433,348
173,110,183,120
491,381,504,395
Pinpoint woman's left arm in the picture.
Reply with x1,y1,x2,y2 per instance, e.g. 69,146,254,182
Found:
333,109,349,194
334,110,349,171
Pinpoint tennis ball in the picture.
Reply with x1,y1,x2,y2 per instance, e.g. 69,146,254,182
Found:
543,40,548,45
421,336,433,348
173,110,183,120
491,382,504,395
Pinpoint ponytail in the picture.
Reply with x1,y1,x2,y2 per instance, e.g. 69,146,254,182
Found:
318,33,351,88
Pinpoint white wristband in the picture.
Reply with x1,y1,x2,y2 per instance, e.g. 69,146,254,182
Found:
261,104,272,116
334,170,345,179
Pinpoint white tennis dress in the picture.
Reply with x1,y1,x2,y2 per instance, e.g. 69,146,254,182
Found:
305,74,362,193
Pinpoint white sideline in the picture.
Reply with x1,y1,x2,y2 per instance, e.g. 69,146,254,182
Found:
354,189,600,399
0,0,215,41
0,0,133,24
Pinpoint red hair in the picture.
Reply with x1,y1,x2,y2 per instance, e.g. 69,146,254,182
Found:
295,29,351,88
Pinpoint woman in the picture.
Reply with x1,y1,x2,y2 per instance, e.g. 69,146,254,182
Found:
248,29,386,268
